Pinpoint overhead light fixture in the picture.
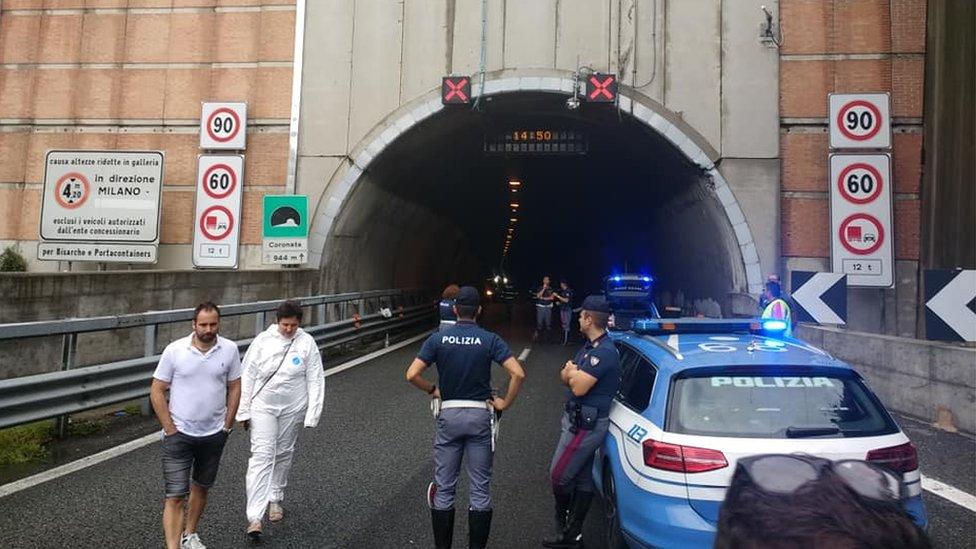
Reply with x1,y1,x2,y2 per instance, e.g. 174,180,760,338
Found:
508,180,521,187
509,218,517,222
509,203,519,208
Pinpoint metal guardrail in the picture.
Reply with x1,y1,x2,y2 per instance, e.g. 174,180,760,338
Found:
0,289,436,431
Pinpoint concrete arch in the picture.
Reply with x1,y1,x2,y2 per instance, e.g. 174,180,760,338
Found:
308,70,764,295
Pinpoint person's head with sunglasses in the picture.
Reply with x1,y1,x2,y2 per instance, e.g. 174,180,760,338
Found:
715,454,930,549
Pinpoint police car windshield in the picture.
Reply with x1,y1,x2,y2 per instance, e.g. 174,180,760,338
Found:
667,370,898,439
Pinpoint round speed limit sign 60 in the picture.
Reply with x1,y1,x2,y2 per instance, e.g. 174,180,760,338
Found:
201,163,238,199
200,102,247,150
837,162,883,205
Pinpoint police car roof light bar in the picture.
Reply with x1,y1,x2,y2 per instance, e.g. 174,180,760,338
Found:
631,318,769,335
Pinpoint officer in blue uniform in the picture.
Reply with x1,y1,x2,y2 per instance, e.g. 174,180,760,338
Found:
543,295,621,548
439,284,460,330
406,286,526,549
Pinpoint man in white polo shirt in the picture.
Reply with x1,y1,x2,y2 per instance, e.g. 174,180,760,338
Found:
150,301,242,549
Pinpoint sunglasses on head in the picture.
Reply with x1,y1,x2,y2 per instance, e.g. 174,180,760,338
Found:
736,454,905,502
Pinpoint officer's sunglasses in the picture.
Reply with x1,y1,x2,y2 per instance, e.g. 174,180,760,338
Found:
736,454,905,502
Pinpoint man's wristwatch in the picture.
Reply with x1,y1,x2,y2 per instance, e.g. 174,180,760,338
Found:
222,426,233,435
427,384,437,395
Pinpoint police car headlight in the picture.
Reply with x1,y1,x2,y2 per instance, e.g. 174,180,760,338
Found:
503,277,508,284
762,320,788,333
493,276,501,283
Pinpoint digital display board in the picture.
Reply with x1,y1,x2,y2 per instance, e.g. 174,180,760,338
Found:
484,129,587,155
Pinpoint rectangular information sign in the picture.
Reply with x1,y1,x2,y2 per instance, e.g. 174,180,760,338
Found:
39,150,163,263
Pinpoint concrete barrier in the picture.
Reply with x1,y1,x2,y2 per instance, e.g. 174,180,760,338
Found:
0,270,319,379
796,324,976,434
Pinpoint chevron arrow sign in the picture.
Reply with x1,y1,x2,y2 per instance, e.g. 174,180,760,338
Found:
925,269,976,342
791,271,847,324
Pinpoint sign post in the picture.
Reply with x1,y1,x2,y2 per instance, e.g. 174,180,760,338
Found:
192,155,244,268
262,195,308,265
38,150,163,263
829,154,894,287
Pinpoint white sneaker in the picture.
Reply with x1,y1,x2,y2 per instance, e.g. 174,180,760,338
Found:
181,532,207,549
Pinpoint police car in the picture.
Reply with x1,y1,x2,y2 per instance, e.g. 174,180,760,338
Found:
604,274,660,330
593,318,927,548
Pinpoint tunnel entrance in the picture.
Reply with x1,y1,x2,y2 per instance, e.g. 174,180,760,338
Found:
319,88,754,317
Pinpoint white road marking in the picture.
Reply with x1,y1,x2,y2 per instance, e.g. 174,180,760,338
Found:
921,474,976,513
0,330,433,500
517,347,531,361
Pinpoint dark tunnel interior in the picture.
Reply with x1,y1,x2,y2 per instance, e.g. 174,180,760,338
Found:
321,93,748,315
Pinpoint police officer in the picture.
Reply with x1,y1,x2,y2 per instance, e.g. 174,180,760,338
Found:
552,279,574,346
533,276,556,343
406,286,526,549
759,275,794,336
543,295,620,548
439,284,460,330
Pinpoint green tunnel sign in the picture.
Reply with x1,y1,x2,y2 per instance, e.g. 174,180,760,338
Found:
263,195,308,238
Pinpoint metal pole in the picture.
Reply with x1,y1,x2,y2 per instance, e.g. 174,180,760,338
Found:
140,324,158,416
55,333,77,438
317,303,326,326
255,312,265,336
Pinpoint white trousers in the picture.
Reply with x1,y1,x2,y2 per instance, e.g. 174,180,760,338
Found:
245,408,304,522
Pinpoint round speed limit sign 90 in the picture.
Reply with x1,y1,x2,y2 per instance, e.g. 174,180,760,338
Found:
200,102,247,150
829,93,890,149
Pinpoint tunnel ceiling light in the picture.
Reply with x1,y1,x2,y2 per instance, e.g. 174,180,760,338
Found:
509,218,517,222
508,180,521,187
510,203,519,208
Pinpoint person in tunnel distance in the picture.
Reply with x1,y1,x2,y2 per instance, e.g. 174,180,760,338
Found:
236,300,325,541
543,294,621,549
552,279,574,346
406,286,526,549
533,275,556,343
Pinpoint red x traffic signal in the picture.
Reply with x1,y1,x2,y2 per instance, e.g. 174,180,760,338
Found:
585,73,618,103
442,76,471,104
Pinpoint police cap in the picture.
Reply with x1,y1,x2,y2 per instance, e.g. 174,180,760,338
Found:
580,294,610,314
455,286,481,307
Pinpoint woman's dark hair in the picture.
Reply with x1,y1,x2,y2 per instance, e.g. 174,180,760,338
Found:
715,462,931,549
276,300,304,321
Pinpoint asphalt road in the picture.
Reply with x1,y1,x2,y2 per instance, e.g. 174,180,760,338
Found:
0,315,972,548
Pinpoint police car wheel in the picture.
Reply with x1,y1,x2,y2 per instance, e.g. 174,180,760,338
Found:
602,465,628,549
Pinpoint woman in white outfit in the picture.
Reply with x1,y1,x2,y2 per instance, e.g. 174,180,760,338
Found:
236,300,325,540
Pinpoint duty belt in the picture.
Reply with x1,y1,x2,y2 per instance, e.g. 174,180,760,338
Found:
441,399,492,410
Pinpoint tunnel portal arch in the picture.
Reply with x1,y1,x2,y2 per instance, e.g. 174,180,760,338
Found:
308,71,764,298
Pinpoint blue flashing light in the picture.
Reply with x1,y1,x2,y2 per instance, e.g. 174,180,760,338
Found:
762,320,788,333
642,276,651,282
612,276,622,282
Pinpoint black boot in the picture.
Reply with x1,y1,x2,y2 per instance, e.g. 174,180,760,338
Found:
468,508,492,549
563,491,595,547
431,508,455,549
541,493,574,548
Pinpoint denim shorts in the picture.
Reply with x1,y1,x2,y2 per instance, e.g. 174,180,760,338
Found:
161,430,228,498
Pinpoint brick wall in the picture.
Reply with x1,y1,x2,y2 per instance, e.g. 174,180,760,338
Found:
0,1,296,264
779,0,926,261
